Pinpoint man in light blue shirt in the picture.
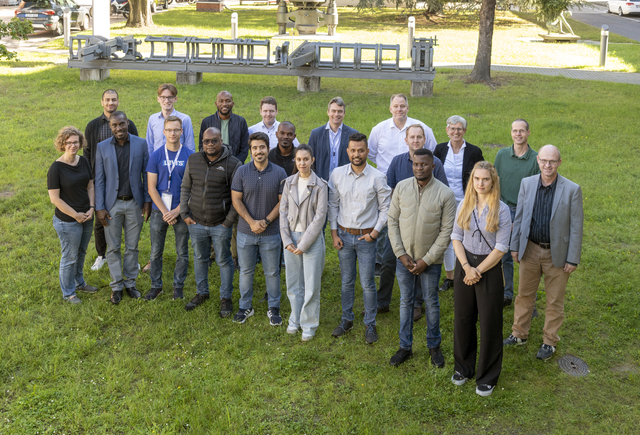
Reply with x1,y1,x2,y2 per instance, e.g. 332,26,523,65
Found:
146,83,195,156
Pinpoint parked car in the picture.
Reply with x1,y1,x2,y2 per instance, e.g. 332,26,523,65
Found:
15,0,90,36
607,0,640,15
73,0,92,16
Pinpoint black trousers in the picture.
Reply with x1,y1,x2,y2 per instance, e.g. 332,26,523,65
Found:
453,250,503,387
94,215,107,257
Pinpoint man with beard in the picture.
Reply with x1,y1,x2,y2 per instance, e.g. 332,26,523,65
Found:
231,132,287,325
95,111,151,305
199,91,249,163
387,149,456,367
268,121,297,176
84,89,139,271
180,128,241,315
328,133,391,344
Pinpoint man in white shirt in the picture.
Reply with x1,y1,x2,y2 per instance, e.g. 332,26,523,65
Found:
248,96,299,150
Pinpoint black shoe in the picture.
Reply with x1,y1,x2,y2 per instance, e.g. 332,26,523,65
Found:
259,291,269,303
220,298,233,318
233,307,254,323
532,307,539,319
374,263,382,277
476,384,495,397
125,287,141,299
361,306,389,316
185,293,209,311
429,346,445,368
267,307,282,326
365,325,378,344
144,288,163,301
77,284,99,293
503,334,527,346
173,287,184,300
331,319,353,337
503,297,512,307
451,372,468,386
536,343,556,361
233,257,239,272
439,278,453,292
413,305,422,322
390,348,413,366
110,290,122,305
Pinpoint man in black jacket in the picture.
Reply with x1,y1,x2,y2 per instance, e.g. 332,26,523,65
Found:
181,127,242,316
84,89,138,272
198,91,249,164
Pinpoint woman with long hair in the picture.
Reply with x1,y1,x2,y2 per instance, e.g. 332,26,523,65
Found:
47,126,97,304
279,144,328,341
450,161,511,396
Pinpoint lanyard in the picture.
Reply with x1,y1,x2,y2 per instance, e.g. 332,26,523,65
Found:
164,144,182,191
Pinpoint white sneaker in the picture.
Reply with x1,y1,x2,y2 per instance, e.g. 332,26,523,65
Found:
91,256,106,271
287,326,299,335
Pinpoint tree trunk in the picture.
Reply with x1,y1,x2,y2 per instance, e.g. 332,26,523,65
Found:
126,0,154,28
469,0,496,82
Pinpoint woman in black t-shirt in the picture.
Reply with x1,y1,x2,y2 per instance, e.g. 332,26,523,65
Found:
47,126,97,304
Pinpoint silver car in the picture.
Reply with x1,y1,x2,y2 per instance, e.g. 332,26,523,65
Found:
15,0,91,36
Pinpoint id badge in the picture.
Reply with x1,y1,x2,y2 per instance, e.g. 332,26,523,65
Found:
161,191,173,212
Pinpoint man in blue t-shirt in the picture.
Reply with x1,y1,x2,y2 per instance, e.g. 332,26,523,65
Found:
145,116,194,301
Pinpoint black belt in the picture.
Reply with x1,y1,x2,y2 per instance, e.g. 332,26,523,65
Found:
117,195,134,201
531,240,551,249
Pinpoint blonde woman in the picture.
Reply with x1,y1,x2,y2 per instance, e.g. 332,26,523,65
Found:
450,161,511,396
47,126,97,304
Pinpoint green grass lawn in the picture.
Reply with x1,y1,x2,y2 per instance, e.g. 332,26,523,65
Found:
44,6,640,72
0,57,639,434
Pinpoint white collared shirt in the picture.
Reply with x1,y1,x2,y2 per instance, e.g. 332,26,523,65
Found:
368,116,437,175
248,119,300,150
444,140,466,202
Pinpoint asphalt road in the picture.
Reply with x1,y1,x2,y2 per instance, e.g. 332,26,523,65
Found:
570,2,640,42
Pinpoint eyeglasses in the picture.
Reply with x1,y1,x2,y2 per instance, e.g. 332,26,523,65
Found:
65,141,80,146
203,139,221,145
164,129,182,134
158,96,176,101
539,159,559,166
447,127,465,132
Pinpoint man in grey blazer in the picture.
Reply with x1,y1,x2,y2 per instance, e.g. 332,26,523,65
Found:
307,97,358,182
503,145,583,361
95,111,152,305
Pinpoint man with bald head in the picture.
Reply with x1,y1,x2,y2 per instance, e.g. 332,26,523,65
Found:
199,91,249,163
181,127,242,315
503,145,583,361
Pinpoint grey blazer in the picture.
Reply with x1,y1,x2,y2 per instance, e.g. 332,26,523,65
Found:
510,174,583,268
279,171,328,253
95,134,151,212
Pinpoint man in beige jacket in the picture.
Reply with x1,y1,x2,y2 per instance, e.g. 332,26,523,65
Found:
387,148,457,367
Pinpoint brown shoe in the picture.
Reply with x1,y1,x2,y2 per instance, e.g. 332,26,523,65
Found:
413,305,422,322
142,261,151,273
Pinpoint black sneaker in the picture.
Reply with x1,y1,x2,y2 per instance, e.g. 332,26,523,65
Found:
267,307,282,326
185,293,209,311
390,348,413,366
259,291,269,304
476,384,495,397
536,343,556,361
110,290,123,305
503,297,513,307
374,263,382,277
173,287,184,300
331,319,353,337
144,288,163,301
439,278,453,292
77,284,98,293
503,334,527,347
125,287,141,299
429,346,445,368
220,298,233,318
365,325,378,344
451,372,468,386
233,307,254,323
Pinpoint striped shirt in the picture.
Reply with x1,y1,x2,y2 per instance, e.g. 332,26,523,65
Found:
451,201,512,255
529,177,557,245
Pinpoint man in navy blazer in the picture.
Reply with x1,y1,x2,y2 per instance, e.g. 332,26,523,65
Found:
95,111,152,305
503,145,583,361
307,97,358,181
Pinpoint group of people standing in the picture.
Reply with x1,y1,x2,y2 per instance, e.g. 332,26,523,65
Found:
47,87,583,397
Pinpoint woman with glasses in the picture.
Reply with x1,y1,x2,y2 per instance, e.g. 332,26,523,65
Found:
47,126,98,304
433,116,484,292
450,161,511,396
279,144,327,342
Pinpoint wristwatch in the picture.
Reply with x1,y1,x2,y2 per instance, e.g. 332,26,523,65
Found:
264,218,271,226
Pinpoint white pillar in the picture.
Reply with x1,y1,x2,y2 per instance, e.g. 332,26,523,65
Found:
92,0,110,39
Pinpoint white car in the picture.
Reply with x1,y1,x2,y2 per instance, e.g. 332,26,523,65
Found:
607,0,640,16
74,0,93,16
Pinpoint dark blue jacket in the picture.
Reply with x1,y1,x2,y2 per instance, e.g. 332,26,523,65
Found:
199,112,249,163
307,123,358,181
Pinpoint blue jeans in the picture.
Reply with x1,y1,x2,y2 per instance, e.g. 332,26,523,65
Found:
502,206,517,299
53,216,93,299
336,228,378,326
378,233,424,308
284,231,325,336
375,225,387,265
150,210,190,289
237,232,281,309
189,222,234,298
396,259,442,349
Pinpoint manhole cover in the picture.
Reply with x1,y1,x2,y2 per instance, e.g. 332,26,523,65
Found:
557,355,589,377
